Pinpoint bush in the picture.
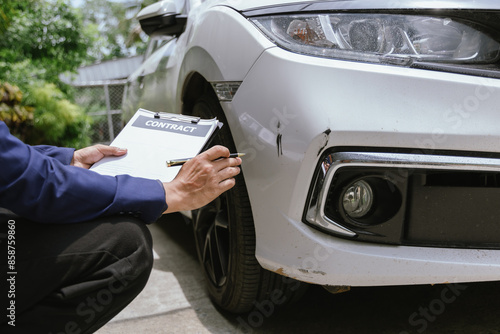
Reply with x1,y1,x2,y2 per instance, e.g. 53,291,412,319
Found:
0,82,35,140
0,81,93,149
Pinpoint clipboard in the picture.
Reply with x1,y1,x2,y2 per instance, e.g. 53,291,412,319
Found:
90,108,223,183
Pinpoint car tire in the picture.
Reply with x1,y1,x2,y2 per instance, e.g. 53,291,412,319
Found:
189,86,307,314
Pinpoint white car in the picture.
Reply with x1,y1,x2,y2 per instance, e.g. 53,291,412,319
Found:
123,0,500,313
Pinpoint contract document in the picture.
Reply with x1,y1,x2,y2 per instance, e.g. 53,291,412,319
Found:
90,108,221,182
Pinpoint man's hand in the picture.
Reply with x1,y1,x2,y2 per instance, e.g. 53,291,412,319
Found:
163,145,242,213
71,145,127,169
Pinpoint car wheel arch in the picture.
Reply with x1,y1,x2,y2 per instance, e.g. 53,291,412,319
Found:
185,80,308,313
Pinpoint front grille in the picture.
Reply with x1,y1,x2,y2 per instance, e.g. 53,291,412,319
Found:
405,171,500,248
423,171,500,188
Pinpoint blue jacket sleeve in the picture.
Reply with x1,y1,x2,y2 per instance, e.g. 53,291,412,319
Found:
32,145,75,164
0,122,168,224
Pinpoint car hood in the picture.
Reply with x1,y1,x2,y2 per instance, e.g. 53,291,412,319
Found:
214,0,313,11
213,0,500,12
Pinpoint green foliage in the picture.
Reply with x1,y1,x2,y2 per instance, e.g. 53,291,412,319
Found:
0,81,35,140
0,1,92,148
0,0,16,34
79,0,149,62
24,83,93,148
0,59,46,95
0,0,90,84
0,81,92,148
0,0,156,148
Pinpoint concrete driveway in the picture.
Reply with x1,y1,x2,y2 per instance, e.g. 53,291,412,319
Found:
95,213,235,333
96,213,500,334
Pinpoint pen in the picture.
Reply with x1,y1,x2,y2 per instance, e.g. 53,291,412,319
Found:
166,153,246,167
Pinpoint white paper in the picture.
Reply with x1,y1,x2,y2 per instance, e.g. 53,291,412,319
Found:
90,109,219,182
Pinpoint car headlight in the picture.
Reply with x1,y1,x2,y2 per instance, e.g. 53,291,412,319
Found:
251,14,500,65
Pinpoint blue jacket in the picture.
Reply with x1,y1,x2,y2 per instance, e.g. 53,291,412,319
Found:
0,121,167,223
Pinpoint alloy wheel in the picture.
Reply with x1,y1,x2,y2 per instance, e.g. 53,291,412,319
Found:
194,195,230,287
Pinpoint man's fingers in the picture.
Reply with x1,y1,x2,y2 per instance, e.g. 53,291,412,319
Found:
217,165,240,182
97,145,127,157
163,145,242,213
202,145,231,160
218,177,236,192
212,157,242,173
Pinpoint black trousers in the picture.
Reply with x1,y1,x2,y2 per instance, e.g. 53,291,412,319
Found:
0,210,154,334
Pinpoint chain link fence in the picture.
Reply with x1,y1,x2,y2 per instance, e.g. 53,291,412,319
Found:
72,80,126,144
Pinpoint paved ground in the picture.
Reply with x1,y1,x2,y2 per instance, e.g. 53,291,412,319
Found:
95,213,234,333
96,213,500,334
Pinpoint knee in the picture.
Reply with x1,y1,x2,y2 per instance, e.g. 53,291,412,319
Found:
79,217,154,288
109,218,154,278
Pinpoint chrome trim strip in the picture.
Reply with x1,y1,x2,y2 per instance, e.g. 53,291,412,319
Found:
329,152,500,172
305,152,500,237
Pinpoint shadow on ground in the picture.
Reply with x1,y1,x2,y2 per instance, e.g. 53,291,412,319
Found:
152,213,500,334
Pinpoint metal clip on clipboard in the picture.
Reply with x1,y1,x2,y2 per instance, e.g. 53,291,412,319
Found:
152,111,201,124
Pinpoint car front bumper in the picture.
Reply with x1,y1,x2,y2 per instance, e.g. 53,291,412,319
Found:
223,46,500,286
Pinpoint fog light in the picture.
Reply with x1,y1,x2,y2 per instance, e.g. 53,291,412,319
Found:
342,180,373,218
